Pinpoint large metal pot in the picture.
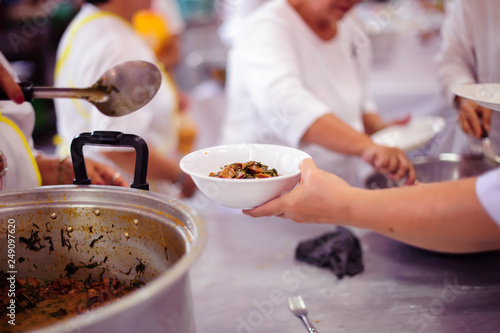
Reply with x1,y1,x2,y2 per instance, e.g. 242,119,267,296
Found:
365,153,500,189
0,132,206,333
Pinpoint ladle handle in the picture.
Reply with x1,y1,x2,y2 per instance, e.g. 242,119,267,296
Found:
71,131,149,190
0,82,34,101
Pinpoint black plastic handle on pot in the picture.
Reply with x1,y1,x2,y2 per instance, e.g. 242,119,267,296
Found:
70,131,149,190
0,82,34,101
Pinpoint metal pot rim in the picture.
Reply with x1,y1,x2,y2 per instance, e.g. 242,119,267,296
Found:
411,153,500,165
0,185,206,332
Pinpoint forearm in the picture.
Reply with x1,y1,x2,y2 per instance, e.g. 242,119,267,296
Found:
102,150,180,182
362,112,385,135
301,114,373,156
36,156,61,185
343,178,500,253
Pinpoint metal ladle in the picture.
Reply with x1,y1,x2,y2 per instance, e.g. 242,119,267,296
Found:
0,61,162,117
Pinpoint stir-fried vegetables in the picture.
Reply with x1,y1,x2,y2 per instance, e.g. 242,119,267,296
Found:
209,161,279,179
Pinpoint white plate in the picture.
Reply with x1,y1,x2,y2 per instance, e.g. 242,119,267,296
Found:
453,83,500,111
371,116,445,151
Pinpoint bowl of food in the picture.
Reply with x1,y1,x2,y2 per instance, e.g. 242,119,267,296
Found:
180,144,311,209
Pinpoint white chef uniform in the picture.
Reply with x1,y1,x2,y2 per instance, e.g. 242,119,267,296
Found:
436,0,500,156
0,52,41,190
220,0,377,185
218,0,268,46
54,4,178,192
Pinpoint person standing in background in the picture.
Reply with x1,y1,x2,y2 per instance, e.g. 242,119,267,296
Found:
436,0,500,156
218,0,268,47
133,0,186,73
54,0,195,197
220,0,415,186
152,0,186,72
242,0,500,255
132,0,196,156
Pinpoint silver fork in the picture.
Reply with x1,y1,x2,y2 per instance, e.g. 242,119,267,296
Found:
288,295,318,333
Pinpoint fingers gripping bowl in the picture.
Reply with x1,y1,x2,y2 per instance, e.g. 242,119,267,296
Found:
180,144,311,209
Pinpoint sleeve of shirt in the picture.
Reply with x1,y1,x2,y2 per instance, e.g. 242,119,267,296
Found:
234,20,330,147
435,0,476,106
476,168,500,227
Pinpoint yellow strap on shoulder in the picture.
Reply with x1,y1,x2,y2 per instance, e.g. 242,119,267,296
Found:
55,11,120,79
54,11,119,125
0,109,42,186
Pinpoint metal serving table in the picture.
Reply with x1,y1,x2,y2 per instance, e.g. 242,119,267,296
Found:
189,199,500,333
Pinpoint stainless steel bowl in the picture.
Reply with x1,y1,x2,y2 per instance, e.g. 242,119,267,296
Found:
365,153,500,189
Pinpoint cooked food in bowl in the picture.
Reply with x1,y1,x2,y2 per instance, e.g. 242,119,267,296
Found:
180,144,311,209
209,161,279,179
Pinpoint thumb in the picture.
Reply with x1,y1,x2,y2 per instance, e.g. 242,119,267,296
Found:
299,158,316,172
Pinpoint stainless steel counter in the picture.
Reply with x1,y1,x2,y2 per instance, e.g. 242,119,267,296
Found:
188,199,500,333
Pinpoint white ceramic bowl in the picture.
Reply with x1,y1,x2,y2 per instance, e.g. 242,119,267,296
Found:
180,144,311,209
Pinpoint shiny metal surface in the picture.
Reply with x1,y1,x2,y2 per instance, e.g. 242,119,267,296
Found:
288,295,318,333
33,61,161,117
90,61,162,117
0,185,206,333
189,202,500,332
365,153,499,189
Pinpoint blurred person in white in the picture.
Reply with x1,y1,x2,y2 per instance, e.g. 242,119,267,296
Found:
54,0,195,197
436,0,500,155
133,0,195,152
151,0,186,72
220,0,415,186
0,52,128,190
218,0,269,47
244,158,500,254
133,0,186,73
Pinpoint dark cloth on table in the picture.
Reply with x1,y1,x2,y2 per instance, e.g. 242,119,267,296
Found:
295,226,364,279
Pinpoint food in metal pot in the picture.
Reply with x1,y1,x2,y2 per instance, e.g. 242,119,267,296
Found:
209,161,279,179
0,272,143,332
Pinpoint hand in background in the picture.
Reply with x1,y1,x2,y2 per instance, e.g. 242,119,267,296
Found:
456,97,492,138
179,173,197,198
0,63,24,104
83,158,129,187
361,143,416,185
36,156,128,187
